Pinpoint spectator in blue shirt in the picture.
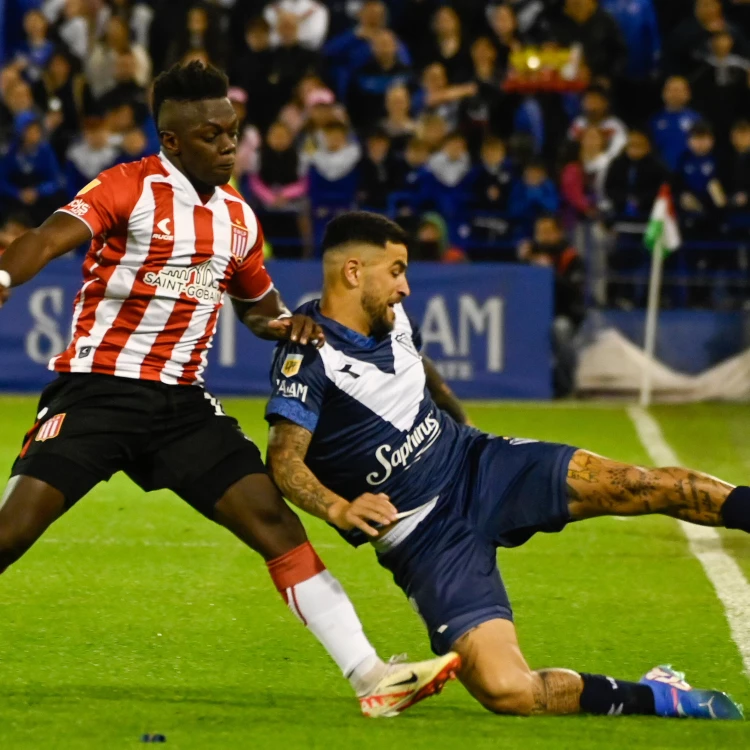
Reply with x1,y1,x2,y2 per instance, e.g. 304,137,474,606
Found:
674,121,727,231
65,117,119,197
324,0,411,99
0,112,66,224
601,0,661,124
391,135,431,223
346,29,411,128
650,76,702,172
601,0,660,80
425,131,475,231
508,159,559,238
15,9,55,83
674,120,729,304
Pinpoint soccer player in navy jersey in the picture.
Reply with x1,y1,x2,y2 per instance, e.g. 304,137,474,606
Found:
265,210,749,721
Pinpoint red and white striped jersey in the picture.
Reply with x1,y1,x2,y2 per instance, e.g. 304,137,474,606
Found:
50,153,273,386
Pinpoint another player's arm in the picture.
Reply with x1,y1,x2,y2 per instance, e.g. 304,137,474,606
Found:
422,355,470,425
0,212,92,307
267,419,398,537
231,291,325,348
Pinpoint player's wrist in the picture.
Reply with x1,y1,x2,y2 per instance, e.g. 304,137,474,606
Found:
0,269,12,289
326,498,350,528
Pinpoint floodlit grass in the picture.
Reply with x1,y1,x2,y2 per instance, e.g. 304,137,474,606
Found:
1,397,748,749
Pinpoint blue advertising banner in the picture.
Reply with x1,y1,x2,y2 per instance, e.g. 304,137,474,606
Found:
0,260,554,399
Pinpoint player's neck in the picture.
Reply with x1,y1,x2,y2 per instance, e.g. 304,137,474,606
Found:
164,153,216,198
320,295,373,338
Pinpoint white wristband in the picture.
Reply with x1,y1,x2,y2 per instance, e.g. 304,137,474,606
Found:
0,270,11,289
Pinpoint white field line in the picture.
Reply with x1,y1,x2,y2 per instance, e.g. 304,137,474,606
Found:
627,405,750,678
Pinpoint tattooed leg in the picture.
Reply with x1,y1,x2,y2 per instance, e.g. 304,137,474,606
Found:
566,450,734,526
453,619,656,717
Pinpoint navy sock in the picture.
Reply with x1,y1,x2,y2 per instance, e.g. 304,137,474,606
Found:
579,674,656,716
721,487,750,532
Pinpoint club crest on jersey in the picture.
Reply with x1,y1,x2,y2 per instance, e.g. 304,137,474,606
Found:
35,414,66,442
281,353,304,377
231,222,250,260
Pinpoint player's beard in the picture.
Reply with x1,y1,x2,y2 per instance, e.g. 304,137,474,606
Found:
361,288,393,339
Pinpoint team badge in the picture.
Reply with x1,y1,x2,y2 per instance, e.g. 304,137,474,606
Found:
35,414,66,442
77,178,101,196
230,220,250,260
281,354,304,377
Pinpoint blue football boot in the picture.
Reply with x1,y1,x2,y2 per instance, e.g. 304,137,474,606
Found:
640,665,743,720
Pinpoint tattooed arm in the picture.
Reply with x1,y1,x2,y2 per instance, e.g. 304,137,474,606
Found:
423,355,469,425
267,419,398,537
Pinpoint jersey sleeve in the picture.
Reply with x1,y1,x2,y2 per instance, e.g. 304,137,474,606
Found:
265,342,328,434
407,312,423,351
55,162,141,237
226,223,274,301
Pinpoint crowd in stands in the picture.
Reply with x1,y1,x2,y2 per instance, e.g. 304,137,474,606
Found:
1,0,750,312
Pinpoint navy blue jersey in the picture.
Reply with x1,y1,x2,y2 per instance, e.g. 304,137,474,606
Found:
265,300,466,546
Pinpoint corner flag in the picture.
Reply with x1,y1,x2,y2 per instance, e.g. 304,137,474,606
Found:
644,184,681,256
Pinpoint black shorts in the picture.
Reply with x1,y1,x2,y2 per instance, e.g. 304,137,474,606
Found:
11,373,266,516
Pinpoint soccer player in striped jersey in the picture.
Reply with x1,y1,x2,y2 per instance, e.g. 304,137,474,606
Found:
0,62,459,717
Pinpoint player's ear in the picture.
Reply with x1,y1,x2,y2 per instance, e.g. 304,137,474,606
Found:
342,257,362,289
159,130,179,156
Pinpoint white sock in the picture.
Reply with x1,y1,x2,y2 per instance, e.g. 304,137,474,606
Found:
284,570,386,695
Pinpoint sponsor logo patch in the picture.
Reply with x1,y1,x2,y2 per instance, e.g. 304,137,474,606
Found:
144,260,221,303
152,217,174,241
281,353,304,377
36,413,66,442
67,199,90,217
276,380,308,402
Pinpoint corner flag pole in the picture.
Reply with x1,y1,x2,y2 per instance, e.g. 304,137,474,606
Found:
640,237,664,408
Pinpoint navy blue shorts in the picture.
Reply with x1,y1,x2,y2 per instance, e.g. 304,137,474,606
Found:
376,431,578,655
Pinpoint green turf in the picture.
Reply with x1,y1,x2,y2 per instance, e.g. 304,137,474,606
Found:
1,397,749,749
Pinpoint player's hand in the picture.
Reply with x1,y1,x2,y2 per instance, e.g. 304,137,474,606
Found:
0,285,9,309
267,314,325,348
328,494,399,537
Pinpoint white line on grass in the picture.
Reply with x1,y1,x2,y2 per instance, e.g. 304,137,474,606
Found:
627,405,750,677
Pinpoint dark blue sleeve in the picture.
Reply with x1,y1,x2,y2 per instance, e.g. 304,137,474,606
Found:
265,342,328,433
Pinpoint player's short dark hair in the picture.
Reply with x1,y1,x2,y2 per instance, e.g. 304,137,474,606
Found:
322,211,408,253
732,118,750,132
152,61,228,125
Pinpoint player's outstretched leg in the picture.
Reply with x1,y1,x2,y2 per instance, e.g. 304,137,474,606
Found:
454,619,742,720
0,476,67,573
210,473,459,717
566,450,750,532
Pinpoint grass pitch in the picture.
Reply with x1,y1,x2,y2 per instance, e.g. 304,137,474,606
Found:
1,397,749,749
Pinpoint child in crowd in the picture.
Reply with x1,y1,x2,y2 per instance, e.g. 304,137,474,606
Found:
508,159,559,238
358,129,399,210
